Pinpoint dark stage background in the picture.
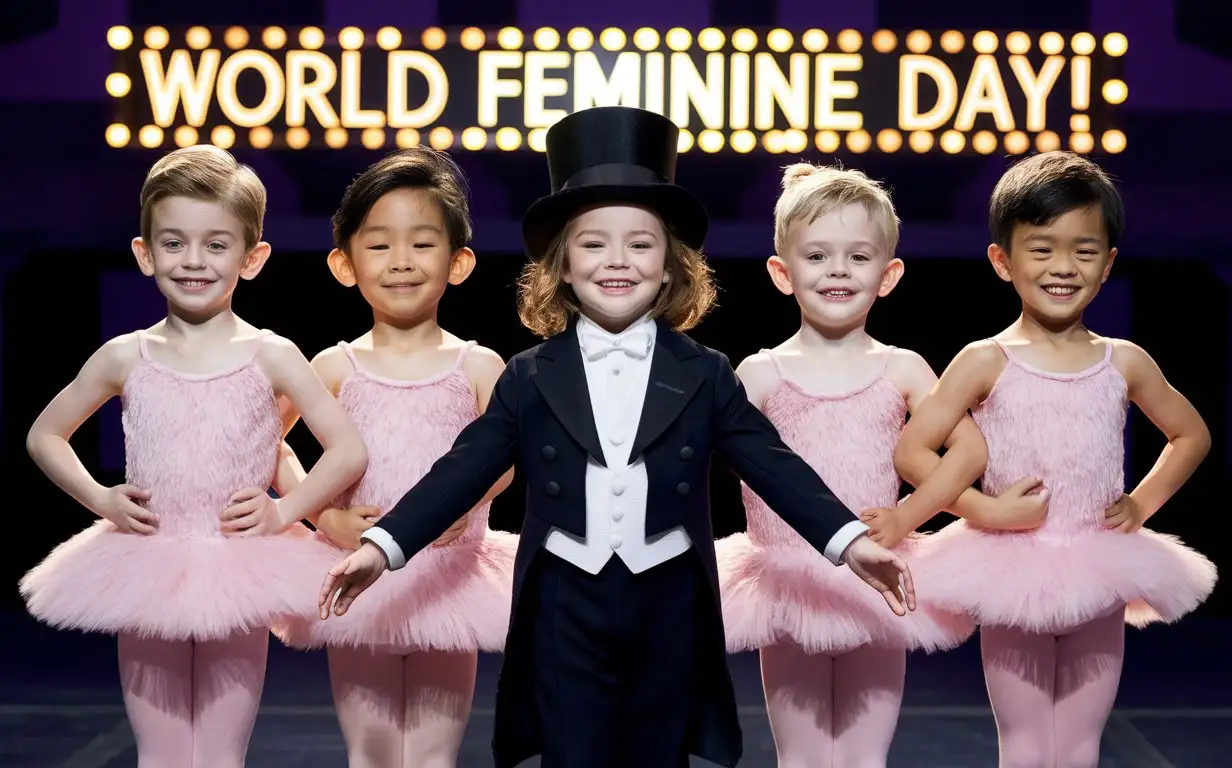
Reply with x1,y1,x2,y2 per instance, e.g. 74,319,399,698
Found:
3,0,1231,764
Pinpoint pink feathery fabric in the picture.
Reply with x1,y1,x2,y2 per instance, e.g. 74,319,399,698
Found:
715,351,976,655
272,342,517,653
910,342,1217,634
21,332,326,642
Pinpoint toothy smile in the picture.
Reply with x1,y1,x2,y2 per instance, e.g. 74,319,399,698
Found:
597,279,638,294
819,288,857,301
173,278,215,291
1042,284,1080,299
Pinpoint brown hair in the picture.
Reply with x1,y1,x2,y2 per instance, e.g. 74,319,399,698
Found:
332,148,472,253
516,218,717,338
989,151,1124,251
140,145,266,250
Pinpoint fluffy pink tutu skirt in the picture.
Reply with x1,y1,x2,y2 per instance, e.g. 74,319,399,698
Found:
911,521,1218,634
715,533,975,655
272,530,517,653
20,520,325,642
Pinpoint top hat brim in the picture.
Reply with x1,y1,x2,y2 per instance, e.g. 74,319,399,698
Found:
521,183,709,261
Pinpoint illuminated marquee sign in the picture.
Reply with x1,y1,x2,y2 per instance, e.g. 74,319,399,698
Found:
104,25,1128,156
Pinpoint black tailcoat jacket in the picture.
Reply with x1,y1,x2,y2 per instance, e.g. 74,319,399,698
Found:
373,317,860,767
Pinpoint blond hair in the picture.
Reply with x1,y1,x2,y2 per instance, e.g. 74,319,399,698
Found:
516,219,717,338
773,162,900,257
140,145,267,250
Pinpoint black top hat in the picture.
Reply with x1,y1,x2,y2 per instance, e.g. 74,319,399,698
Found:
521,106,709,260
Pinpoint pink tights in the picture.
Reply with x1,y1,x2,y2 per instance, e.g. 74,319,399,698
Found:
981,607,1126,768
760,642,906,767
118,630,268,768
328,646,477,768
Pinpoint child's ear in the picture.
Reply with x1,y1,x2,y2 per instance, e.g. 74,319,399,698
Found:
987,244,1013,282
877,258,905,297
765,255,794,296
1101,248,1117,283
327,248,357,287
239,242,272,280
132,237,155,276
447,247,476,285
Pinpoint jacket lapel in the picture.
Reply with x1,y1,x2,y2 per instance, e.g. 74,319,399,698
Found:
629,320,705,460
531,322,607,467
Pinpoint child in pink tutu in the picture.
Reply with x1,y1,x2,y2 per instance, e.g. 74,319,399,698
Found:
894,151,1218,767
717,163,1043,766
271,148,517,767
19,145,369,767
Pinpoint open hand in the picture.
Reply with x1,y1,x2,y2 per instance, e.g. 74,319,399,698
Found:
319,542,388,619
316,505,381,550
220,487,287,536
98,484,157,534
842,535,916,616
1104,494,1146,533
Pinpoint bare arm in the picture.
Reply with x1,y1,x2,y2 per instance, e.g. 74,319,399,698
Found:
894,342,1005,524
258,338,367,526
733,352,781,412
26,335,138,516
466,346,515,506
270,347,352,523
1116,342,1210,518
888,350,989,532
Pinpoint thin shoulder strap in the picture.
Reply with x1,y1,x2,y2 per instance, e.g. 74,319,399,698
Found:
877,345,896,375
336,341,362,373
247,329,273,361
453,340,479,371
760,348,787,380
135,329,151,360
1102,340,1114,362
988,337,1013,361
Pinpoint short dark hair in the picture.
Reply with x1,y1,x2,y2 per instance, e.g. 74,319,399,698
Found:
331,148,473,253
989,151,1125,251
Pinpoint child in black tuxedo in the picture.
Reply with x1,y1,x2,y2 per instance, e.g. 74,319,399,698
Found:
320,106,916,768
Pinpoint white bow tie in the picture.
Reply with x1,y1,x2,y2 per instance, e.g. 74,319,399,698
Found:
581,325,652,361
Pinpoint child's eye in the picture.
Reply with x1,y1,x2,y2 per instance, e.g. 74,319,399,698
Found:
367,243,389,250
582,241,603,249
414,242,436,249
207,242,227,252
162,239,183,250
630,242,650,250
851,253,870,262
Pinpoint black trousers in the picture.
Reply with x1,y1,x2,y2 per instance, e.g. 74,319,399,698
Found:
529,549,709,768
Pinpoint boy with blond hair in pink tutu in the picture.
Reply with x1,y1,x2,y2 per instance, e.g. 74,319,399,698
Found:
893,151,1217,766
20,145,369,767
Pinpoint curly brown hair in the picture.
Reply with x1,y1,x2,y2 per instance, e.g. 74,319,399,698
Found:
516,221,718,338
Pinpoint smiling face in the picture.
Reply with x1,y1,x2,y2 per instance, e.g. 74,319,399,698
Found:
562,204,670,333
768,202,902,334
328,187,474,324
132,195,269,319
989,205,1117,327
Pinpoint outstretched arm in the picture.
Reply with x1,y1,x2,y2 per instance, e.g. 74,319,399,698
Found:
360,360,522,569
1116,342,1210,523
719,355,866,563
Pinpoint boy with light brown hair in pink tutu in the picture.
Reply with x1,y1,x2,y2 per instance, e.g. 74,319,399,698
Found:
19,145,369,767
272,148,517,767
894,151,1217,766
716,162,1047,766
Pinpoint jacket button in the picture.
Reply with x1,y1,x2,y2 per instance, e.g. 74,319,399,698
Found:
545,481,560,497
676,482,690,495
679,445,694,460
541,445,556,461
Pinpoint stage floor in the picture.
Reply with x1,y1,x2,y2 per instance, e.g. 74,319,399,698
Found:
2,611,1226,767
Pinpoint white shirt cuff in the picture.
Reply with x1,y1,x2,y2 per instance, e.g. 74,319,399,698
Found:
823,519,870,565
359,527,407,570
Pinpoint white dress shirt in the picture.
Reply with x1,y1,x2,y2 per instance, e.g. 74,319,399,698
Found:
540,313,693,574
362,314,867,571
